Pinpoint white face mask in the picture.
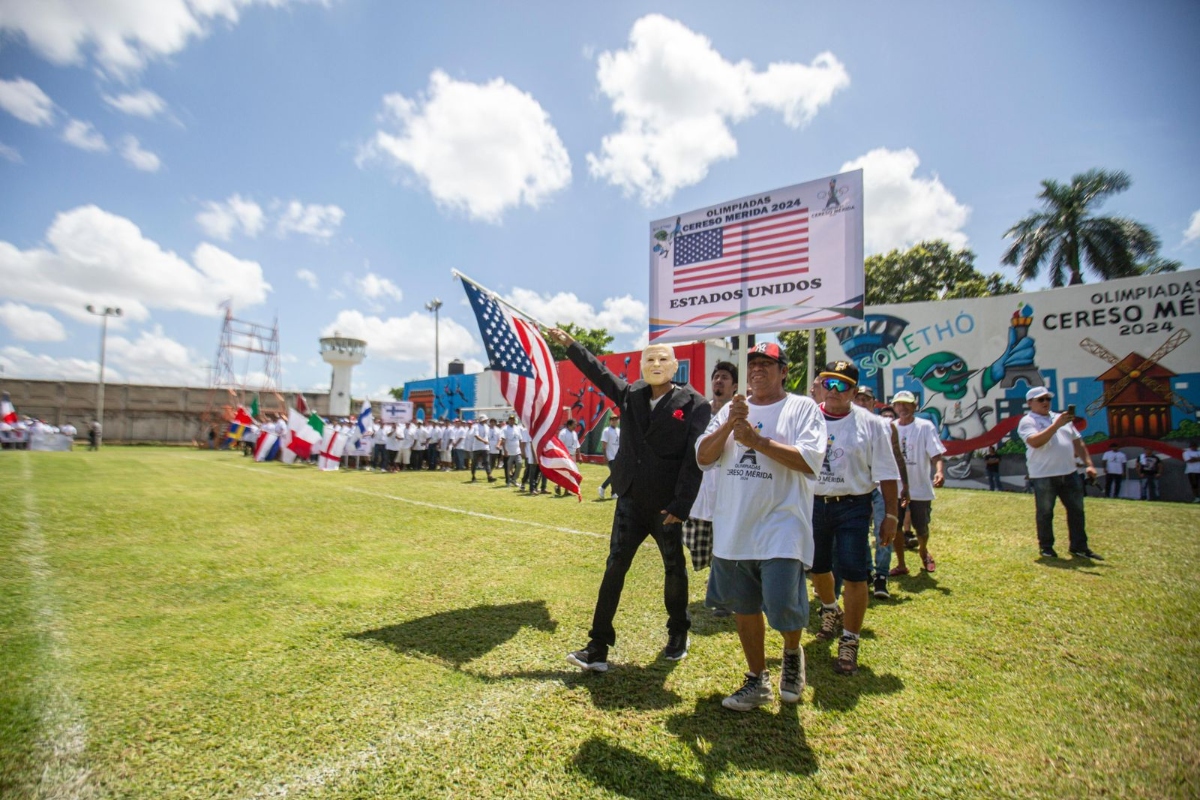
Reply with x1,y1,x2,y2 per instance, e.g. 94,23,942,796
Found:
640,345,678,387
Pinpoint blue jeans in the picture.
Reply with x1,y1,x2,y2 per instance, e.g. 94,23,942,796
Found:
837,489,888,595
987,469,1002,491
1141,476,1160,501
1031,472,1089,552
812,494,873,584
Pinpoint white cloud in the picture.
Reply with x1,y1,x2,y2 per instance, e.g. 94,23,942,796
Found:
296,268,319,289
196,194,265,240
587,14,850,205
356,272,403,307
62,118,108,152
0,0,331,77
0,303,67,341
360,70,571,223
0,142,21,163
321,309,480,378
0,345,99,383
840,147,970,253
105,326,209,385
1184,210,1200,245
503,288,647,337
0,77,55,125
120,135,161,171
0,204,271,323
103,88,167,118
0,327,210,386
275,200,344,240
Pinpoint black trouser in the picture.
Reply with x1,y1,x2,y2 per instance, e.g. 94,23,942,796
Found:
1105,473,1123,498
587,495,690,650
427,444,439,469
470,450,490,477
600,459,616,491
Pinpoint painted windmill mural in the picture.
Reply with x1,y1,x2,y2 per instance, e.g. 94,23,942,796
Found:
1081,329,1195,438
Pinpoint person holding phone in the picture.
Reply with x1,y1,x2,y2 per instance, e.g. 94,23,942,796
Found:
1017,387,1103,560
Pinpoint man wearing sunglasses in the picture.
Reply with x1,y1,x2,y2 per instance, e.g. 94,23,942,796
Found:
1018,386,1103,560
808,362,901,676
697,342,826,709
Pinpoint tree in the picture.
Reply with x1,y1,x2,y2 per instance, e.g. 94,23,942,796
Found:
545,323,613,362
778,240,1017,391
1002,169,1162,286
863,240,1019,304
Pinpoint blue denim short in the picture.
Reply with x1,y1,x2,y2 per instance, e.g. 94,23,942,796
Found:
707,557,809,632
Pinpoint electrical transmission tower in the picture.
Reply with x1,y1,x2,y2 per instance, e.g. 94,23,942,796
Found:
197,304,283,444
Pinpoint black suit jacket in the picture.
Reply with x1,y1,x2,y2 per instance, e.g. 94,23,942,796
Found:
566,342,711,519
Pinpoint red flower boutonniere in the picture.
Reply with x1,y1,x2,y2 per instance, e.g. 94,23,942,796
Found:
672,409,685,421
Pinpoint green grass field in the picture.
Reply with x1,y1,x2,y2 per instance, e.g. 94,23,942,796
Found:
2,447,1197,799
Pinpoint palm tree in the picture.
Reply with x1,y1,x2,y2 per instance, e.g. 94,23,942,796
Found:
1002,169,1159,286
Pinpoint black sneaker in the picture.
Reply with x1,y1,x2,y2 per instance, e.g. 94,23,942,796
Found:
905,535,918,551
566,644,609,672
1039,548,1058,558
872,576,890,600
1070,549,1104,561
662,632,689,661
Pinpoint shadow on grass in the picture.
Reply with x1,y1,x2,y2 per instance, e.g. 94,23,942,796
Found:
1038,556,1107,574
573,696,817,797
483,658,684,711
801,643,904,712
890,571,952,596
348,600,557,667
686,601,737,637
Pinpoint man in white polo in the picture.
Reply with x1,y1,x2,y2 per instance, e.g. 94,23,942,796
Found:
1018,386,1103,560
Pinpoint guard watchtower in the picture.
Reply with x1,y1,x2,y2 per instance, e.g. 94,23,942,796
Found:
320,334,366,416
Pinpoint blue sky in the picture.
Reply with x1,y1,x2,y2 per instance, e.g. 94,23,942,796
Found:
1,0,1197,399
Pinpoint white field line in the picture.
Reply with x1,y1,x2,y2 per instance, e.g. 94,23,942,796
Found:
187,457,610,540
245,680,558,799
16,455,97,799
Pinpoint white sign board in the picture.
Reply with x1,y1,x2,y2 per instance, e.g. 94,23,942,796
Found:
648,170,865,343
379,401,413,424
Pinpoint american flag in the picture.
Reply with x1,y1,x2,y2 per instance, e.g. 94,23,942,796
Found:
673,206,809,292
461,277,582,497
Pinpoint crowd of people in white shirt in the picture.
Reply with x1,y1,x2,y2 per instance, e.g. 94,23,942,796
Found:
241,411,586,492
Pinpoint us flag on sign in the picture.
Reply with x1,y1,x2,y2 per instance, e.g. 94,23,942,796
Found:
673,207,809,293
460,276,582,498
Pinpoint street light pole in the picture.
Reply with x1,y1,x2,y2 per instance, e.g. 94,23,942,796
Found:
85,304,122,447
425,298,443,419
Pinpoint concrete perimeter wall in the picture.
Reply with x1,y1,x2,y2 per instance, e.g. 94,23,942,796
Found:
0,380,332,444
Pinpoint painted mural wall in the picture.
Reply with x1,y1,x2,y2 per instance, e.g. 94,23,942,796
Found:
827,269,1200,485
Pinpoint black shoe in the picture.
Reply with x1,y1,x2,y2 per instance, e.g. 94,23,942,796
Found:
1070,549,1104,561
872,576,890,600
662,632,689,661
905,535,918,551
711,607,732,618
566,644,609,672
1040,548,1058,558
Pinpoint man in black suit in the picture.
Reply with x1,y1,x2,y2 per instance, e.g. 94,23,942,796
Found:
548,328,712,673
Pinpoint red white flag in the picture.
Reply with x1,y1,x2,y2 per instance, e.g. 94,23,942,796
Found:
1,392,16,425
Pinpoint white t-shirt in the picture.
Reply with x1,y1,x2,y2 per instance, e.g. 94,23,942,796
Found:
601,425,620,460
1184,448,1200,475
893,417,947,501
559,428,579,454
816,405,900,497
698,394,826,564
502,425,522,456
1018,412,1080,479
470,423,489,451
1102,449,1127,475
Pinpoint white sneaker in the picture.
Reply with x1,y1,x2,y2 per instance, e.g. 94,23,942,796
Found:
779,648,805,703
722,670,772,711
597,486,605,499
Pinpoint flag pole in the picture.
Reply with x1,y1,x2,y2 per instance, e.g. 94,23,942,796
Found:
451,269,553,331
